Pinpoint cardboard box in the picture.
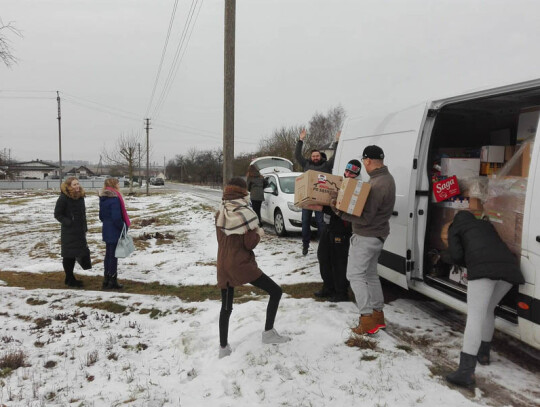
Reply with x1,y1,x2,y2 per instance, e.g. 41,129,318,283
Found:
294,170,342,208
335,177,371,216
440,158,481,178
517,107,540,142
504,145,516,162
484,209,523,256
481,146,505,163
480,162,504,176
506,142,532,177
432,176,460,202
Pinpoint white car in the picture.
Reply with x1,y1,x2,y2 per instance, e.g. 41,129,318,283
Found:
251,156,316,236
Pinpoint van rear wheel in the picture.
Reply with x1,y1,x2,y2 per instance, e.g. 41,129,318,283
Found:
274,209,287,237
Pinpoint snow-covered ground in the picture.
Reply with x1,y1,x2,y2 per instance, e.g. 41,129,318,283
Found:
0,190,538,407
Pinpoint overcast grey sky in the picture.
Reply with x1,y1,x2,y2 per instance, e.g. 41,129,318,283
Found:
2,0,540,164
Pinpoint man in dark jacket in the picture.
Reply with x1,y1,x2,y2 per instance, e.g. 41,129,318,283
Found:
295,129,340,255
331,145,395,335
314,159,361,302
445,210,524,387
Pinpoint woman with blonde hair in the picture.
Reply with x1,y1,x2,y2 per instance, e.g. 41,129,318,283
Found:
54,176,89,287
99,178,130,289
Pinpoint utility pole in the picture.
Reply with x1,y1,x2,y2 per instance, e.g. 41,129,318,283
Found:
145,118,151,195
57,91,63,188
223,0,235,187
163,155,166,179
138,143,141,188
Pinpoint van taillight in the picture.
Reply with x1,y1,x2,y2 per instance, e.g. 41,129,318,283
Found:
517,301,530,310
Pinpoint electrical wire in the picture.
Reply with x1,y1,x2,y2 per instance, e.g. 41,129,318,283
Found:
144,0,180,118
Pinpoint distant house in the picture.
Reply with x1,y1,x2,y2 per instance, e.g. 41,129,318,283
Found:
8,160,61,179
66,166,96,178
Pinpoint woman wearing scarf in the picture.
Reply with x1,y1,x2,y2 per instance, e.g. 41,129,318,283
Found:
54,177,90,287
99,178,130,289
216,177,290,358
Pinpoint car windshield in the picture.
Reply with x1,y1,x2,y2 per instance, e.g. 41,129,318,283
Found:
278,176,296,194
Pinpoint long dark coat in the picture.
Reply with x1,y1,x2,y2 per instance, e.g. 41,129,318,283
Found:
448,211,524,284
99,189,125,244
54,183,89,259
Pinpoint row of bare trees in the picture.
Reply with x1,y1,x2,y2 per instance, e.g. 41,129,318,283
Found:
165,105,346,184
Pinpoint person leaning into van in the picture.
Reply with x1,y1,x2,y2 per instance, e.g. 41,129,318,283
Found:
330,146,395,335
246,164,265,226
311,159,361,302
99,178,130,289
215,177,290,359
54,176,90,287
295,129,340,255
445,211,525,387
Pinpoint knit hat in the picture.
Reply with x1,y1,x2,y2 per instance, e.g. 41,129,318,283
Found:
345,159,361,175
362,145,385,160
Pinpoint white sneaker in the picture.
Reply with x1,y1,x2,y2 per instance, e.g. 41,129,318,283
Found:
219,344,232,358
262,328,291,344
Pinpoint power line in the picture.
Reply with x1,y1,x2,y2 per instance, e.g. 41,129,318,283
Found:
144,0,180,118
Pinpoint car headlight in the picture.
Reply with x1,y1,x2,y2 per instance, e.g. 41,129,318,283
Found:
287,202,302,212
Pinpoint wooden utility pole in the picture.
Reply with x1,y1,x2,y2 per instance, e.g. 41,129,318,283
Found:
223,0,235,187
145,118,151,196
57,91,62,188
138,143,141,188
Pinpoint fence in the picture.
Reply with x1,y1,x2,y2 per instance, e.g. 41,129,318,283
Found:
0,180,106,190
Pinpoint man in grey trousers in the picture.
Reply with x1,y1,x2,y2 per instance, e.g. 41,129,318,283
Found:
331,145,395,335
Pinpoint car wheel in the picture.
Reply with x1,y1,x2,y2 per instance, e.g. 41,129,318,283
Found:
274,209,287,237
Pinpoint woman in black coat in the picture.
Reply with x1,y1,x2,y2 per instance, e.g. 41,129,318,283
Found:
54,177,90,287
445,210,524,387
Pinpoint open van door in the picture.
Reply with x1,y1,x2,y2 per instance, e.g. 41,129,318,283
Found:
334,103,428,289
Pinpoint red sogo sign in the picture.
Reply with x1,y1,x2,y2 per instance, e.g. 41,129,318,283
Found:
433,175,460,202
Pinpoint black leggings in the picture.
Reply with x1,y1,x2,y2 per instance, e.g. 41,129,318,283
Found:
219,273,283,347
62,257,76,273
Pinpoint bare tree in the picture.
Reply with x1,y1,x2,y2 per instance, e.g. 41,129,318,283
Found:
306,105,346,151
103,133,145,193
0,19,22,68
258,125,303,168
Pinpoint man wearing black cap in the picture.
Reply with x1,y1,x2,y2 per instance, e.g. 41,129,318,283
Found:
331,145,395,335
313,159,361,302
295,129,340,255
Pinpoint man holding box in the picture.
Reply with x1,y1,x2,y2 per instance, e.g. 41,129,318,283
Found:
295,129,340,255
331,145,395,335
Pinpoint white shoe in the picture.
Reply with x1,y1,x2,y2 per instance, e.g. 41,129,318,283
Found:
219,344,232,358
262,328,291,344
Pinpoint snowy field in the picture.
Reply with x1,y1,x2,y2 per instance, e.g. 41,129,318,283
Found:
0,190,538,407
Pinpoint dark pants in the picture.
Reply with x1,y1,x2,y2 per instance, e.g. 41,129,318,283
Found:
104,243,118,278
62,257,76,274
219,273,283,347
251,200,263,224
301,209,324,247
317,227,350,296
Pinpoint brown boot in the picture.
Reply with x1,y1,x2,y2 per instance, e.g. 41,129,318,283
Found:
351,314,380,335
373,310,386,330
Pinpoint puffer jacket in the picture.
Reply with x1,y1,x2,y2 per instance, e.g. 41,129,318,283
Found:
54,182,89,258
448,211,524,284
99,189,125,244
247,176,265,201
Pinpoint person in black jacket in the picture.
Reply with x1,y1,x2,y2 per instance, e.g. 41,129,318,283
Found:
54,177,89,287
295,129,340,255
445,210,525,387
313,159,361,302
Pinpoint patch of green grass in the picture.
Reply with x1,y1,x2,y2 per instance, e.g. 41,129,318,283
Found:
76,301,127,314
396,344,413,353
139,308,163,319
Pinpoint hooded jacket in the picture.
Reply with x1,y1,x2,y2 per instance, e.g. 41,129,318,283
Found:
99,189,125,244
448,211,524,284
54,182,89,258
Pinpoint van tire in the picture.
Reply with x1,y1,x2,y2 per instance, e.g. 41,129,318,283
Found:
274,209,287,237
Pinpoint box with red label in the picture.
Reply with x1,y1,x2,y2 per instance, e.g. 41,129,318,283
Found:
432,176,461,202
294,170,342,207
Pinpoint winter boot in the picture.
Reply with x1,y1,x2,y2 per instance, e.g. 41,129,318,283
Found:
64,270,83,287
219,344,232,359
446,352,477,387
302,244,309,256
373,309,386,330
262,328,291,344
477,341,491,366
107,276,123,290
314,286,334,298
352,314,380,335
102,276,110,289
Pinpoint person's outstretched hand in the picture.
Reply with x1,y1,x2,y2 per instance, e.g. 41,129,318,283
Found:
335,130,341,141
299,129,307,141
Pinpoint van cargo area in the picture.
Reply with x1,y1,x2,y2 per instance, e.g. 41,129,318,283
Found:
424,87,538,323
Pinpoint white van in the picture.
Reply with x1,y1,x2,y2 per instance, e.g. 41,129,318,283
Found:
334,78,540,351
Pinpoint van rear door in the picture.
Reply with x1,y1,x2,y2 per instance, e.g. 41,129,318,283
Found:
334,103,428,289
